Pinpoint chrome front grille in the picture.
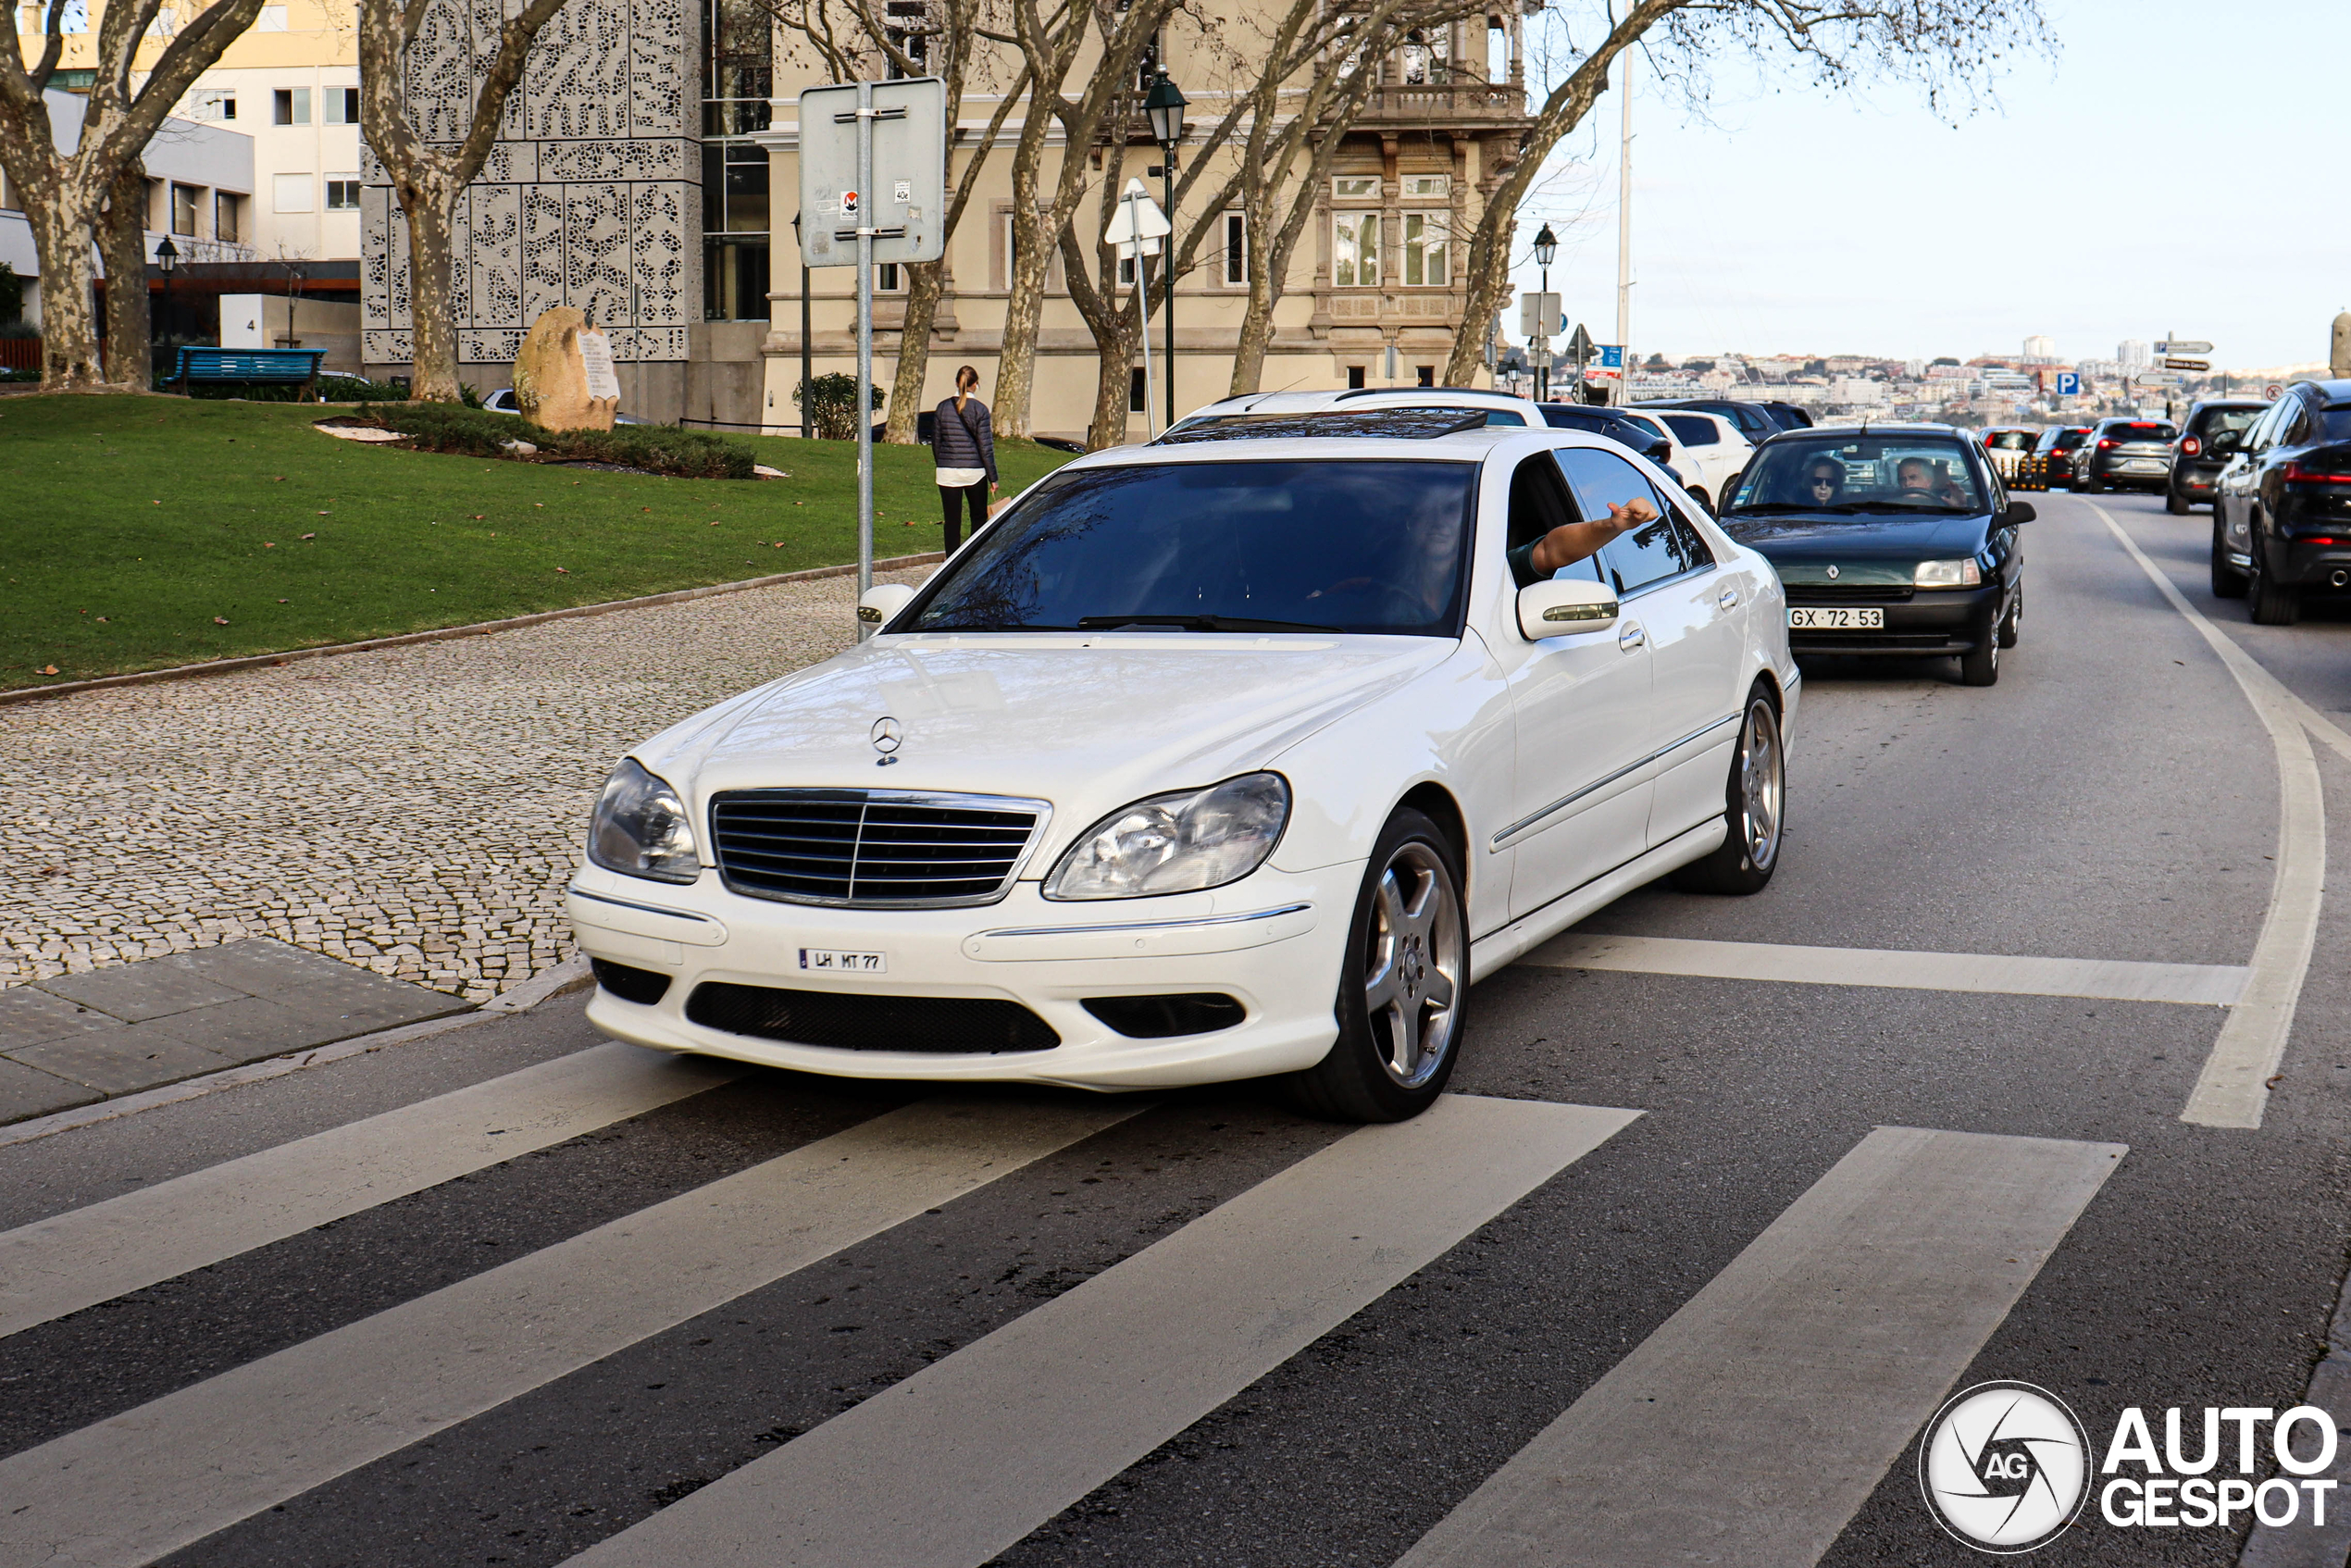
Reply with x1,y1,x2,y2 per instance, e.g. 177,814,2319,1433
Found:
709,790,1051,908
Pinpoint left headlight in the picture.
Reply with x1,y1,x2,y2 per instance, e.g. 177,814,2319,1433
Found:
588,758,701,884
1914,558,1984,589
1042,773,1290,901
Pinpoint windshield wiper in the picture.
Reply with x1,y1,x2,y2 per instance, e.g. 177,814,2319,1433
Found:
910,622,1082,632
1721,502,1869,516
1075,615,1344,633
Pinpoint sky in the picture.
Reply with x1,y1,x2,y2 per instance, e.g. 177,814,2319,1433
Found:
1507,0,2348,372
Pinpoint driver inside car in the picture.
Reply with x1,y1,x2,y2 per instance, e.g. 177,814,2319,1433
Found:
1894,456,1967,505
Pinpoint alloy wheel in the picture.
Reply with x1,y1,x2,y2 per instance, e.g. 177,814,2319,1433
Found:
1363,841,1463,1089
1736,698,1785,873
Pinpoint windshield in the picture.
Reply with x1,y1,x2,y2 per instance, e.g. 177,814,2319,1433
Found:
902,459,1476,636
2320,407,2351,442
2041,429,2089,452
2102,422,2176,443
1984,430,2036,451
1723,436,1987,515
2195,407,2263,438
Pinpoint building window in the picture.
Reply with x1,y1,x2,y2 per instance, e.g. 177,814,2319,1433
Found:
193,88,235,119
1399,25,1449,84
876,261,901,292
1416,365,1435,387
170,183,199,235
1223,211,1246,285
325,178,360,211
1400,174,1449,199
255,4,284,27
214,190,241,240
1401,211,1448,286
1347,365,1366,390
1130,367,1146,412
274,87,309,124
883,0,930,76
703,0,771,136
273,172,313,213
1117,252,1136,287
323,85,356,123
703,141,769,319
1332,211,1378,288
1330,175,1377,200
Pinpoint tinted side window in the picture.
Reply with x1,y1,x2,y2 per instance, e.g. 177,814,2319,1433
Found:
2281,402,2314,447
1559,448,1686,594
1662,415,1718,447
1483,410,1528,427
1666,506,1715,570
1505,451,1601,588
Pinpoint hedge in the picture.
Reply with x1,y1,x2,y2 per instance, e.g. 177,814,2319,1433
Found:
353,402,758,479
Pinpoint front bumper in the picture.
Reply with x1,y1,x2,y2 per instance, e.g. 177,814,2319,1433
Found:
1785,582,2000,656
565,862,1358,1090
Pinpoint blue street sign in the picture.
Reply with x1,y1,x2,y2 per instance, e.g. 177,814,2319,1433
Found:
1598,344,1624,369
2055,372,2081,397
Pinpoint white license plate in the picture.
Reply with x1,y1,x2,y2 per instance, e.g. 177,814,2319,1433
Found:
1788,607,1885,629
800,947,887,974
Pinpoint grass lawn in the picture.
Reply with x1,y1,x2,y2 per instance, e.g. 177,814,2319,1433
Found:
0,394,1074,692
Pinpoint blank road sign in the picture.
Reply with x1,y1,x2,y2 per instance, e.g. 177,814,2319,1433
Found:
1519,292,1561,339
799,78,947,268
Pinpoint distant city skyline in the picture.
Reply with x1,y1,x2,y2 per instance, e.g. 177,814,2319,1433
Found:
1508,0,2346,375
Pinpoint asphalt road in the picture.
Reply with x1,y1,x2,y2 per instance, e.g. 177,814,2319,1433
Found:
3,486,2348,1568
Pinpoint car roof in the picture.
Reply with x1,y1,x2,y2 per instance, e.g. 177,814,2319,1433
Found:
1057,427,1623,471
1180,387,1538,419
1752,421,1969,442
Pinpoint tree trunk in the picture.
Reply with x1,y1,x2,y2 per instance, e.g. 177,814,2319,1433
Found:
26,193,104,391
993,191,1056,439
100,159,151,390
397,172,463,403
1228,255,1276,396
884,259,944,442
1085,287,1140,450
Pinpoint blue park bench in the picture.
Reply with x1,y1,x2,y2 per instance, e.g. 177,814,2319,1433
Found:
171,346,329,396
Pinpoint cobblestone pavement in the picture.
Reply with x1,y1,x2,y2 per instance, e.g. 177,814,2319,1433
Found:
1,568,927,1002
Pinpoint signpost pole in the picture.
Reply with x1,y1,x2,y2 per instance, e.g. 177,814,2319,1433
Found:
854,81,876,639
1127,190,1156,440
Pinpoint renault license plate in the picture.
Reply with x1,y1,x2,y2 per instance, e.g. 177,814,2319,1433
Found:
800,948,887,974
1789,607,1884,629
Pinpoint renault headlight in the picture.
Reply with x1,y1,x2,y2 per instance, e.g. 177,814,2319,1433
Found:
1043,773,1290,901
588,758,701,884
1914,558,1983,589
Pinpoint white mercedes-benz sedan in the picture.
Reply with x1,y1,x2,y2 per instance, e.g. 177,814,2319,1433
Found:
568,404,1797,1121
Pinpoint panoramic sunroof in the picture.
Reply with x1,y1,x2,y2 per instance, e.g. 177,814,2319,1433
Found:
1157,408,1490,444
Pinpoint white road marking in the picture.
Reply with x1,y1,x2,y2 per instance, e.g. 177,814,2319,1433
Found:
0,1041,737,1341
560,1095,1641,1568
1395,1126,2124,1568
1526,931,2247,1006
2091,502,2327,1129
0,1095,1143,1568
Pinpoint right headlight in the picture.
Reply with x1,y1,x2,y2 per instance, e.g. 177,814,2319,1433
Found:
1042,773,1290,901
1914,557,1983,590
587,758,701,884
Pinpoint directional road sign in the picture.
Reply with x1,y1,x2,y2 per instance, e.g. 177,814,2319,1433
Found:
2156,340,2214,355
2164,358,2211,372
1598,344,1624,369
2055,371,2081,397
798,77,946,268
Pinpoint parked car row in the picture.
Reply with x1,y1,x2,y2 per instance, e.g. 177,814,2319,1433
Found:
2207,380,2351,624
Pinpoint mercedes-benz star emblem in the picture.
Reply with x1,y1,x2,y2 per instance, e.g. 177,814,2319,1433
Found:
870,716,902,762
1826,564,1841,579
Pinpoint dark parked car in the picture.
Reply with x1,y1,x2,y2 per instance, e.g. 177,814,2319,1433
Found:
1535,403,1684,484
1632,397,1788,440
2072,417,2178,493
1758,400,1815,430
2025,425,2091,490
2210,379,2351,623
1716,424,2030,687
2166,399,2269,514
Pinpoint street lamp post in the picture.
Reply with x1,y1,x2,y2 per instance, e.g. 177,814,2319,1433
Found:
1144,69,1186,431
1532,223,1556,403
153,236,179,379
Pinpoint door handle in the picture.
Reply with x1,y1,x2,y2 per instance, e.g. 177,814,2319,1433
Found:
1717,587,1740,611
1617,623,1646,652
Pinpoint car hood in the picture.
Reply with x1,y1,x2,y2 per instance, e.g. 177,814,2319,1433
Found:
1716,511,1990,584
635,632,1456,814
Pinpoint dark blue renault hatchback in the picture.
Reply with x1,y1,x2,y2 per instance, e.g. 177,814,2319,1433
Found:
1714,425,2033,687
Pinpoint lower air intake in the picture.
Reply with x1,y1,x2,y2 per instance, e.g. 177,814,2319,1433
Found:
591,959,673,1006
686,982,1061,1053
1082,993,1248,1039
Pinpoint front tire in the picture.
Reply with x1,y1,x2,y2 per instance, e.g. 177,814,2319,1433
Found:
1670,686,1785,895
1284,808,1467,1123
2211,517,2249,598
1996,582,2022,648
1959,606,2002,686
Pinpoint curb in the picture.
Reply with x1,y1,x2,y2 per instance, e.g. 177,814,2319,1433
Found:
1,552,947,708
0,956,599,1149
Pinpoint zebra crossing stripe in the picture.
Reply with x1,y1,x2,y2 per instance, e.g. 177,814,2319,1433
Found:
560,1093,1641,1568
0,1094,1145,1568
0,1041,738,1342
1393,1126,2124,1568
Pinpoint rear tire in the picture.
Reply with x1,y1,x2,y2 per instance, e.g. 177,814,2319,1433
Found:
2082,472,2104,494
1687,485,1711,515
2210,519,2249,598
1670,685,1785,895
2166,486,2191,515
1283,808,1467,1124
2250,562,2302,626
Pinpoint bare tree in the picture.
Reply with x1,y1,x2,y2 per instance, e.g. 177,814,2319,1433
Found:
1441,0,2050,386
359,0,577,402
0,0,267,389
988,0,1178,437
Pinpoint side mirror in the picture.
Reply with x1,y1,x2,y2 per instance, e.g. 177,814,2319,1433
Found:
2003,502,2035,526
857,582,916,628
1517,577,1620,641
